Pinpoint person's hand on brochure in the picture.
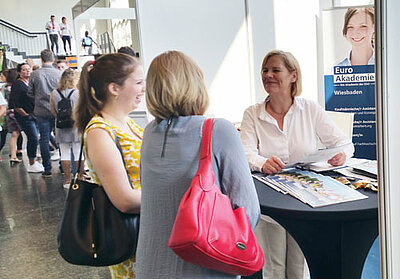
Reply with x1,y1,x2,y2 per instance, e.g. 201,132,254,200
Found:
327,151,346,166
262,156,285,175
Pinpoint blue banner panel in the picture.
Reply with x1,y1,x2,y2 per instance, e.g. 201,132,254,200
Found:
325,65,376,159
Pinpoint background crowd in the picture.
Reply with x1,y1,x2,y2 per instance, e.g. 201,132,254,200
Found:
0,39,353,279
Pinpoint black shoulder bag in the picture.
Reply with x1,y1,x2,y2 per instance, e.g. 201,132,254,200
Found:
57,123,140,266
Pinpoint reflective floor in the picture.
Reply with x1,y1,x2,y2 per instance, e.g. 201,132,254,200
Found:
0,150,111,279
0,147,380,279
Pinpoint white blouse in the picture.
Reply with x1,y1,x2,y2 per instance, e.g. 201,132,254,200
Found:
59,23,71,36
240,97,354,172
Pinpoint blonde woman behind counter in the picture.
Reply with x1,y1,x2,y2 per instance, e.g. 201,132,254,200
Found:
240,50,354,279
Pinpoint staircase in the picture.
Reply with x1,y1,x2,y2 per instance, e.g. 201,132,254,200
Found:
0,19,49,67
72,0,100,19
99,31,116,54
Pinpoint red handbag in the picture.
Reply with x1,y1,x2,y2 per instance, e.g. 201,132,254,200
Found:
168,118,264,276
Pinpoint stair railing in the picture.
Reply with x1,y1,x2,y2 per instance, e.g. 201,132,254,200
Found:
0,19,49,57
99,31,116,54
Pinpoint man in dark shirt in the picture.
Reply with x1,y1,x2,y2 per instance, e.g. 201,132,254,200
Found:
28,49,62,176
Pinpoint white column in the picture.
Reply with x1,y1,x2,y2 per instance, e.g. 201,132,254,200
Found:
376,0,400,278
136,0,253,122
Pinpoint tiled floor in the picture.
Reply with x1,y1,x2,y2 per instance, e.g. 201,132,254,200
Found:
0,152,111,279
0,149,380,279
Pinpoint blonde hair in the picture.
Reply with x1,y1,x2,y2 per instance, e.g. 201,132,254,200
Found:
146,51,209,122
73,53,141,133
261,50,302,97
58,68,79,91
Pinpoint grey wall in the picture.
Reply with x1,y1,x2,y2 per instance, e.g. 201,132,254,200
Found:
247,0,276,103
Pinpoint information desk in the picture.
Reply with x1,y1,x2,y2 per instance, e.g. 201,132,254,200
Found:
251,177,378,279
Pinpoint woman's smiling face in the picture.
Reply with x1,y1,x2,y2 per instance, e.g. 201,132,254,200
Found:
345,11,374,47
261,55,297,97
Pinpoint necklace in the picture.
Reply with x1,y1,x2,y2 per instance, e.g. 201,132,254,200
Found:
266,103,287,117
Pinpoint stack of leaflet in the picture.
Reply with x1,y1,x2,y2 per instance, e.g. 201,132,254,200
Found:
284,143,353,169
350,160,377,179
331,159,377,183
253,169,368,208
298,158,370,173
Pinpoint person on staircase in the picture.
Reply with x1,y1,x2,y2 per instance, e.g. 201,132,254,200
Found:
59,17,72,56
45,15,60,55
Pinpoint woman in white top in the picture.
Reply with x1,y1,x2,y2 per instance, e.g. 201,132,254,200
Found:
240,50,354,279
59,17,72,55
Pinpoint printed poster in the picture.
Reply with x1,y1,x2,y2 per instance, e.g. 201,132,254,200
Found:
322,6,376,159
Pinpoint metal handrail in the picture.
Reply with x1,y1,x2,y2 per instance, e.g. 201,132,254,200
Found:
0,19,46,38
99,31,116,54
0,19,49,57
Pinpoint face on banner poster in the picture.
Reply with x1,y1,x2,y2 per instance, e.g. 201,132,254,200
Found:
322,6,376,160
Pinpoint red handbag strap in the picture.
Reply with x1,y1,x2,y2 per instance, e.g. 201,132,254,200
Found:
197,118,215,191
200,118,214,161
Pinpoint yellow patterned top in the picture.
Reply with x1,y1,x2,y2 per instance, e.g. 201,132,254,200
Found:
84,114,143,279
84,114,143,189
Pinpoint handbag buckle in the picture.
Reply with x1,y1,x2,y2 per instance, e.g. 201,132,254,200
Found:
236,242,246,250
72,173,79,190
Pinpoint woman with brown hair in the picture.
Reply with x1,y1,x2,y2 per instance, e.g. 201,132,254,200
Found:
74,53,144,278
1,69,23,163
9,63,43,172
338,7,375,66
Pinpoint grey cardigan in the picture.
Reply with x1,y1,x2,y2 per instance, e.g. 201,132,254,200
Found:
136,116,260,279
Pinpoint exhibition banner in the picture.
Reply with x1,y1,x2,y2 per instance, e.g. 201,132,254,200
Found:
322,6,376,159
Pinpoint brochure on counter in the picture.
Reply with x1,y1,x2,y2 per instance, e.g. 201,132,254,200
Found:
284,143,353,168
294,157,377,180
253,169,368,208
296,157,369,173
351,160,377,178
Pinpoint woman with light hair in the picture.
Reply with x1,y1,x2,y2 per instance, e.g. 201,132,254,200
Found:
50,68,80,188
137,50,260,278
240,49,354,279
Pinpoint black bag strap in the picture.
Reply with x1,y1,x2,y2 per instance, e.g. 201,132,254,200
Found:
56,89,75,100
66,89,75,99
75,121,133,188
56,89,65,100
